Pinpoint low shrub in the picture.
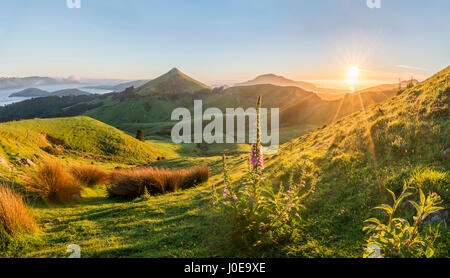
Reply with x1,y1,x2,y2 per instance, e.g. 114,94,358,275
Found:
363,184,444,258
409,167,449,203
24,160,81,204
215,98,314,252
0,184,38,236
70,164,109,187
107,166,209,198
40,146,62,156
181,166,210,189
217,151,313,252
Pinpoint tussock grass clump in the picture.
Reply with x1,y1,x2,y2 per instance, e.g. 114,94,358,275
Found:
25,160,81,204
409,167,449,202
107,166,209,198
70,164,109,187
0,185,38,236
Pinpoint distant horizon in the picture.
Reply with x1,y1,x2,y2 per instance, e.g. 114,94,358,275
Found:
0,65,442,91
1,1,449,90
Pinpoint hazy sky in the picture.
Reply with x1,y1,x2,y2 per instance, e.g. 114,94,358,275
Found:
1,0,449,89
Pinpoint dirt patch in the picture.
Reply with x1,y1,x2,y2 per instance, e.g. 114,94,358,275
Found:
0,156,9,169
39,133,70,149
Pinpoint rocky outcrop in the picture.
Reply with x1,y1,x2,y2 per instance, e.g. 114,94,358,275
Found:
444,147,450,160
424,209,448,228
17,158,36,167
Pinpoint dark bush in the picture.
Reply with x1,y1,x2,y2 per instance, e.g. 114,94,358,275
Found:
107,166,209,198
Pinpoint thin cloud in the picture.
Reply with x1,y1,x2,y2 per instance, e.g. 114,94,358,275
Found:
396,65,428,71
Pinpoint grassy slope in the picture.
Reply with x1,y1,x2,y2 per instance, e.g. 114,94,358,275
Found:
84,84,321,145
261,66,449,256
0,116,162,165
2,68,448,258
25,185,221,258
84,81,395,146
4,154,246,258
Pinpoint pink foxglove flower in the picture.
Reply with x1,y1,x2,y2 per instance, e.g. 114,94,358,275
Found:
249,144,264,169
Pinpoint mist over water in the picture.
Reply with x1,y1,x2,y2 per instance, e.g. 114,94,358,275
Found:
0,84,113,106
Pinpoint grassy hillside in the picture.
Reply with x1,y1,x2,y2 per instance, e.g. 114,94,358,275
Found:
281,88,400,125
204,84,316,110
82,81,400,157
258,66,449,256
0,116,162,166
84,84,322,147
1,67,448,258
1,68,398,149
357,79,418,94
0,94,105,122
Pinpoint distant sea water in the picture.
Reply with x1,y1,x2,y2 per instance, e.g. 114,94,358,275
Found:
0,84,113,106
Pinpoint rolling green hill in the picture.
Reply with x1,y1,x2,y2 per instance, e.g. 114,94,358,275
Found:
1,68,400,146
84,79,398,142
0,68,428,164
0,67,448,258
83,83,323,143
281,88,401,125
0,116,163,167
260,66,449,256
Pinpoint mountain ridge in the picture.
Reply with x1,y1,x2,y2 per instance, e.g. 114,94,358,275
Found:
236,73,351,96
84,79,151,92
136,68,212,96
0,76,79,90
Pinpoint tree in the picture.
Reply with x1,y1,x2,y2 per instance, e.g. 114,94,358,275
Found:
136,129,145,141
406,76,414,89
397,78,404,95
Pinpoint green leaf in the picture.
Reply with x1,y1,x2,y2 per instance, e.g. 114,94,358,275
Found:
374,204,393,215
425,247,434,258
364,218,382,225
395,192,413,210
386,188,397,203
409,200,421,214
419,188,425,205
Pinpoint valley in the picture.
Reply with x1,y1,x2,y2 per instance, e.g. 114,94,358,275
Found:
0,65,448,258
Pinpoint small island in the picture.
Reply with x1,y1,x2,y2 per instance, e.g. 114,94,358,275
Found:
9,88,50,97
10,88,92,98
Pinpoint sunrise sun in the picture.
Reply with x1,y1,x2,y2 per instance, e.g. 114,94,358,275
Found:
347,66,360,91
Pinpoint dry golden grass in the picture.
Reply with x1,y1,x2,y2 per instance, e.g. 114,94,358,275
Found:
70,164,109,187
0,184,38,236
25,160,82,204
107,166,209,198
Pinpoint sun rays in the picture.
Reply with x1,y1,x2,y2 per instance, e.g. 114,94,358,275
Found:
347,66,360,92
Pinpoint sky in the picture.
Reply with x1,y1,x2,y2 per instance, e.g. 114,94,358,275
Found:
0,0,449,89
